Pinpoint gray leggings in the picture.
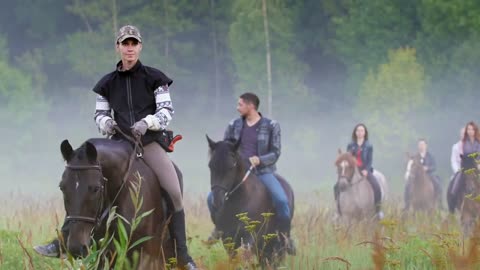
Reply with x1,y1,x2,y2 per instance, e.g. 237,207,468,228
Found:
142,142,183,212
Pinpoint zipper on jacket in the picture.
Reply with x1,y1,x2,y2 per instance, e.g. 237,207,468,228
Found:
126,76,135,125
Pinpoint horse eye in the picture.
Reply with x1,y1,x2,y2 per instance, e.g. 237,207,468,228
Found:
89,186,101,193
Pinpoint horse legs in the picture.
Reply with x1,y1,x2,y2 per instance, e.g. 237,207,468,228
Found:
461,210,475,236
333,183,342,216
403,180,412,212
431,175,443,209
447,179,457,214
366,172,382,216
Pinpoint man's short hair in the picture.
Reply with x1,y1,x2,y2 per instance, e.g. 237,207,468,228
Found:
418,138,428,144
239,92,260,110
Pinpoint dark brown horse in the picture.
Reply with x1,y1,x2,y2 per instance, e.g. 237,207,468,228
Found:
206,137,295,268
59,138,178,269
404,153,438,212
456,154,480,235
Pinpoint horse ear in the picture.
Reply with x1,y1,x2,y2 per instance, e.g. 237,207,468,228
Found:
338,148,342,155
206,134,216,150
60,140,74,162
85,142,98,163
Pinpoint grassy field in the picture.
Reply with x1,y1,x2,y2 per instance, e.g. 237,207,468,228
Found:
0,190,479,270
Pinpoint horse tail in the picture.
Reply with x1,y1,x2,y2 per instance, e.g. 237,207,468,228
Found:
373,170,388,201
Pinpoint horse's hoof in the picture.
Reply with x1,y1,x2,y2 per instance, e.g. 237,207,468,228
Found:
286,238,296,256
184,262,199,270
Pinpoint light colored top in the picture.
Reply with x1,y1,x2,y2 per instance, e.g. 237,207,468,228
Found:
451,141,462,173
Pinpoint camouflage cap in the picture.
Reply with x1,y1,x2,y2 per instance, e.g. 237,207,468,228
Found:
116,25,142,43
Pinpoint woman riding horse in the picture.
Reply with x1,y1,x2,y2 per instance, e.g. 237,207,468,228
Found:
334,123,384,219
34,25,197,269
449,121,480,213
404,138,442,211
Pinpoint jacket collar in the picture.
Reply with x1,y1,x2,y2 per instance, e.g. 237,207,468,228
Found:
241,112,264,124
353,140,369,148
116,60,142,74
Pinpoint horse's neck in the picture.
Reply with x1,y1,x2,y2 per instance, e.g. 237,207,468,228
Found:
465,173,480,193
96,147,131,195
411,166,427,183
229,170,260,206
352,167,363,181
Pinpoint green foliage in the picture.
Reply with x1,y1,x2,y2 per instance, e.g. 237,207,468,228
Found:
0,36,52,174
228,0,309,116
332,0,418,85
1,0,480,194
357,48,427,160
0,230,60,269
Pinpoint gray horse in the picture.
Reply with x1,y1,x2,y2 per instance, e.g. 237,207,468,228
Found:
334,150,388,224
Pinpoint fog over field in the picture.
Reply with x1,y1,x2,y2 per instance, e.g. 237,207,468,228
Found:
0,0,478,199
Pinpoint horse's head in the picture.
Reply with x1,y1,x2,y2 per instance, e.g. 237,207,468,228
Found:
206,135,243,209
461,153,480,195
59,140,107,257
404,153,424,182
335,149,357,190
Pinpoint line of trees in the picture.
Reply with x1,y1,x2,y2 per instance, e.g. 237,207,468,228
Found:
1,0,479,191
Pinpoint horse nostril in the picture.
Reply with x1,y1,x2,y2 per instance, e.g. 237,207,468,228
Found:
69,244,88,258
81,245,88,256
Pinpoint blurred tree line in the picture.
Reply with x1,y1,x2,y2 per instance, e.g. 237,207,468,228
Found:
1,0,479,192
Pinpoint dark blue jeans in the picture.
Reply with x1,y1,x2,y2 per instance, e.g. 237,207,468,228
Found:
207,173,291,221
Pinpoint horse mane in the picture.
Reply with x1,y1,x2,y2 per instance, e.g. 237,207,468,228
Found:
69,138,132,162
335,152,356,168
461,154,478,171
209,140,245,172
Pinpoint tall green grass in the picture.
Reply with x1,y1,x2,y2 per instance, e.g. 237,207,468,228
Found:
1,190,480,269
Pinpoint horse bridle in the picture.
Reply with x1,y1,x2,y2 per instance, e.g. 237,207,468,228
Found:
338,161,365,187
211,165,255,202
64,126,142,229
64,164,109,228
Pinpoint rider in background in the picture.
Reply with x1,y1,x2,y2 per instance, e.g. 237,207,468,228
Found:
335,123,384,219
450,121,480,211
451,127,465,174
404,138,442,209
207,92,295,252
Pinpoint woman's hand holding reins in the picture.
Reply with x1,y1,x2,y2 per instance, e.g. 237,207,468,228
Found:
131,120,148,139
104,119,117,136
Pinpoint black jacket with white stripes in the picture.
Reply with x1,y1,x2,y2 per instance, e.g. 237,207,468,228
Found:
93,60,173,146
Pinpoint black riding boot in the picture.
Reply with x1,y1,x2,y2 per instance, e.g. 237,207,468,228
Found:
169,210,197,269
449,173,464,213
366,172,383,218
333,183,342,215
278,218,296,255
